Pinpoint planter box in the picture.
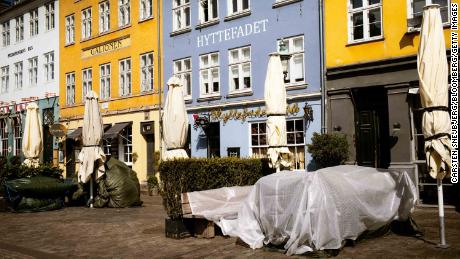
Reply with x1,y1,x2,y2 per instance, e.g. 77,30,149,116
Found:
165,218,191,239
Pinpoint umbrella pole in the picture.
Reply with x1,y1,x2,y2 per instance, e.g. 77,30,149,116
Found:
90,175,94,208
436,178,448,248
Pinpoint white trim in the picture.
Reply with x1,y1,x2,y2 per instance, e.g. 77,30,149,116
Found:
228,45,251,94
347,0,383,44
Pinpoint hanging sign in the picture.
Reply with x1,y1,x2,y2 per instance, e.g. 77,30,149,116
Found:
49,124,68,138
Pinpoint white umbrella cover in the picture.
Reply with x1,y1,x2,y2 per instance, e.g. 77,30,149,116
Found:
162,76,189,160
264,53,292,169
22,102,43,167
78,91,106,184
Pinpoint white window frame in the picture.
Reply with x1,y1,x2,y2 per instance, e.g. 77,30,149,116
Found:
119,58,132,96
15,16,24,42
66,72,76,105
286,118,305,170
44,51,54,81
45,2,55,31
199,52,220,97
140,52,154,92
140,0,153,20
228,46,251,94
65,14,75,44
119,125,133,166
14,61,23,90
277,35,305,86
2,22,10,47
28,57,38,86
30,9,39,37
227,0,250,16
100,63,111,100
82,68,92,100
13,117,22,156
172,0,191,32
81,8,92,39
173,57,192,99
347,0,383,43
0,119,7,156
99,1,110,33
250,122,268,158
199,0,219,24
119,0,131,27
406,0,451,32
1,66,9,93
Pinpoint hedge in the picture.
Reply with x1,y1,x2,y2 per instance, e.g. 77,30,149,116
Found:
159,157,266,219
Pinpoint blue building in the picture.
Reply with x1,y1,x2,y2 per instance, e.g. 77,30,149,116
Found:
163,0,322,170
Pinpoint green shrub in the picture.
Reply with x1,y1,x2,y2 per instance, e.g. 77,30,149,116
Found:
159,157,264,219
147,175,158,189
307,133,349,169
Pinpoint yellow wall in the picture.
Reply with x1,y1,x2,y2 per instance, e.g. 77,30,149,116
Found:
325,0,452,68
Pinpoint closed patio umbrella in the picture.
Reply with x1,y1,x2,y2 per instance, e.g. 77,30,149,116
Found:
162,76,189,160
264,53,292,171
22,102,43,167
417,4,451,248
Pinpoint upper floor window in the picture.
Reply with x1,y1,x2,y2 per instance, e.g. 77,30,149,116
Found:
140,52,154,92
140,0,153,20
44,51,54,81
100,63,111,100
227,0,249,16
81,8,92,39
65,14,75,44
14,61,23,89
173,57,192,99
1,66,9,93
30,9,39,37
28,57,38,86
45,2,55,31
66,72,76,105
82,68,92,100
119,0,131,26
407,0,450,30
278,36,305,85
99,1,110,33
199,0,218,24
15,16,24,42
348,0,382,43
229,46,251,93
172,0,190,31
2,22,10,46
199,52,220,96
119,58,132,96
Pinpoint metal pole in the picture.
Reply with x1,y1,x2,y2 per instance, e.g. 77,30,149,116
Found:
157,0,163,162
319,0,327,134
89,174,94,208
437,178,449,248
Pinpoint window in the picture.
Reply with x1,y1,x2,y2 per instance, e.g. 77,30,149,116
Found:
140,0,152,20
0,120,7,156
30,9,39,37
173,57,192,98
99,1,110,33
66,72,75,105
103,139,113,157
13,117,22,156
1,66,9,93
119,58,131,96
81,8,92,39
28,57,38,86
2,22,10,46
15,16,24,42
140,52,154,92
278,36,305,85
250,122,267,158
407,0,450,30
14,61,23,89
199,0,218,23
287,119,305,170
100,63,111,100
229,46,251,93
227,0,249,15
199,52,220,96
45,2,55,30
44,51,54,81
119,0,131,26
348,0,382,42
65,14,75,44
82,68,92,100
120,125,133,166
172,0,191,31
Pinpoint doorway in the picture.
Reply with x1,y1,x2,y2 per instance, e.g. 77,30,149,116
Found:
206,122,220,158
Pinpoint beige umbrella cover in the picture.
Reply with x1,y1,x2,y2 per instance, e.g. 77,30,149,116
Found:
22,102,43,167
162,76,189,160
264,53,292,169
78,91,106,183
417,5,451,179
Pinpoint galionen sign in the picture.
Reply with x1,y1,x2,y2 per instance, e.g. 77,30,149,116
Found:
82,36,130,59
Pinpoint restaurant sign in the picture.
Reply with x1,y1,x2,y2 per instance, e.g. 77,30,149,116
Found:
49,123,68,138
82,36,130,59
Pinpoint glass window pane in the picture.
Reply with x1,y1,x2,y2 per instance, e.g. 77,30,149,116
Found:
259,123,266,133
351,0,363,9
286,120,294,132
293,38,303,52
368,0,380,5
287,133,295,144
252,135,258,145
259,134,266,145
295,119,304,131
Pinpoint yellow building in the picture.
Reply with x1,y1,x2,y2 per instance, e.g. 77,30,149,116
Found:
59,0,162,182
324,0,453,205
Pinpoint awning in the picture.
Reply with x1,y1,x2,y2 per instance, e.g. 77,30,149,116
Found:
67,127,83,140
103,122,131,139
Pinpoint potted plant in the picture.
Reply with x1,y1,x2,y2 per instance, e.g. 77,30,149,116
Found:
147,175,159,196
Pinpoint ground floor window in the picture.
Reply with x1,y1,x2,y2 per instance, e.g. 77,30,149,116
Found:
13,117,22,156
287,119,305,170
0,119,8,156
250,122,267,158
119,125,132,166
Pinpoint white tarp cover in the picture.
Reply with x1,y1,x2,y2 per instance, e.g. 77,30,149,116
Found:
22,103,43,167
193,165,417,255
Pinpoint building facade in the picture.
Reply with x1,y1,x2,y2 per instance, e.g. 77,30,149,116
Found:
163,0,323,170
0,0,59,163
324,0,453,204
59,0,161,182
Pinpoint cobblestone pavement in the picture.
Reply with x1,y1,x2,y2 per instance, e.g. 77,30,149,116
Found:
0,194,459,259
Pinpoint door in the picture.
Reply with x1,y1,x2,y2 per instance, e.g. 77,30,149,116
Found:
42,108,55,164
355,110,379,167
206,122,220,158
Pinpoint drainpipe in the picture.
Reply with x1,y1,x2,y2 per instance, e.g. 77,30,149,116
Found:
319,0,327,134
157,0,163,161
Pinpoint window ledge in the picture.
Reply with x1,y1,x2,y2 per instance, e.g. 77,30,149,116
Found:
286,83,308,91
226,90,253,98
197,95,222,102
406,23,451,34
65,42,75,47
272,0,303,9
224,10,251,22
184,97,193,104
346,36,384,47
138,16,154,24
170,27,192,37
196,19,220,30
